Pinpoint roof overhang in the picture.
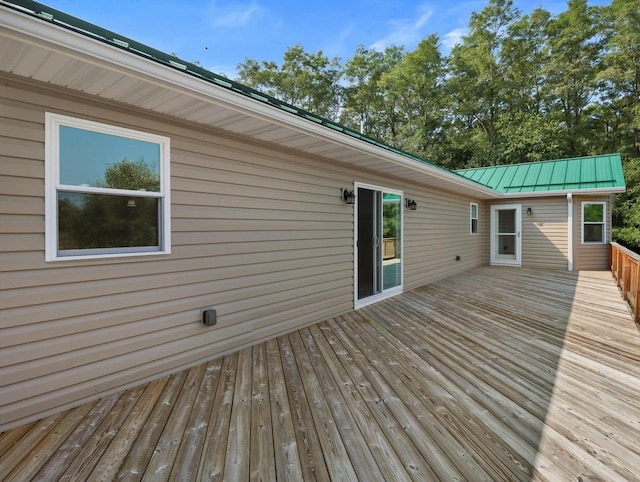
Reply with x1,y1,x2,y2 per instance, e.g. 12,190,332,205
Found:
0,3,502,199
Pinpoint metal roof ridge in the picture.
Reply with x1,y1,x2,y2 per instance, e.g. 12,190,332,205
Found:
454,152,622,172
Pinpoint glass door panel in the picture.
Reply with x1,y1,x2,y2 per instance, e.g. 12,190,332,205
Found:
496,209,517,260
382,192,401,290
356,185,403,306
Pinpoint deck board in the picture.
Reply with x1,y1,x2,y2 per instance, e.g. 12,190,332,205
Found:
1,267,639,481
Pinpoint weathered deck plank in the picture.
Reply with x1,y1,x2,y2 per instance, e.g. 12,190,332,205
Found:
265,338,303,482
1,267,639,481
169,358,222,482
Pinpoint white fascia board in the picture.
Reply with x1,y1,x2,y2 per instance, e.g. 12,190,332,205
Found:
1,6,501,199
500,187,625,198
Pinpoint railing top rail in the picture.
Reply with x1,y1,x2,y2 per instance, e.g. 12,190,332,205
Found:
611,242,640,261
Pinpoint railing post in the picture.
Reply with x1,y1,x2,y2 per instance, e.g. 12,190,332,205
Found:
610,243,615,276
618,248,624,289
635,261,640,323
625,258,631,301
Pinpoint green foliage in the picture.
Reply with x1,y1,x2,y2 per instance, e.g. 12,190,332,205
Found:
613,158,640,250
378,35,447,159
383,198,401,239
102,157,160,191
237,44,342,119
340,45,405,140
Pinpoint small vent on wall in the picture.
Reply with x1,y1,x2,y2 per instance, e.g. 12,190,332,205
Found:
202,308,217,326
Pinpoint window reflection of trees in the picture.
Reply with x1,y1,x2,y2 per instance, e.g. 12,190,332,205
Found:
58,158,161,251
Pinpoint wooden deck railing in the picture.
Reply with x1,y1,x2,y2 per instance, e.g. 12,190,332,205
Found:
383,238,397,259
611,242,640,322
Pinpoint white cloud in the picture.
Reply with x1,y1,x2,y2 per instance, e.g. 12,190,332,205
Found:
210,2,263,28
442,27,467,51
369,6,434,51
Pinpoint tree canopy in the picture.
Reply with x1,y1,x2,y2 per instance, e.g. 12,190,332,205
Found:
235,0,640,249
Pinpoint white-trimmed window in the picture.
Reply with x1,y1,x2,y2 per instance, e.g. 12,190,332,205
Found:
470,202,479,234
45,113,171,261
582,202,606,244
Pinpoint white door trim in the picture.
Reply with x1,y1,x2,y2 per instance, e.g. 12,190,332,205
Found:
490,204,522,266
354,182,404,309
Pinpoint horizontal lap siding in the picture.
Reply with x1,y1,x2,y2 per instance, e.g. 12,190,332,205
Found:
486,198,568,270
403,195,484,288
573,195,613,270
0,78,484,430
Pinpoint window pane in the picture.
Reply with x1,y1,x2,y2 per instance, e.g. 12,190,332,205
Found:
58,192,159,251
382,192,401,290
584,224,604,243
471,204,477,218
471,218,478,234
583,203,604,223
498,209,516,233
498,234,516,255
60,126,161,191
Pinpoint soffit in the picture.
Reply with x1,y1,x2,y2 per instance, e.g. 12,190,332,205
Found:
0,4,500,199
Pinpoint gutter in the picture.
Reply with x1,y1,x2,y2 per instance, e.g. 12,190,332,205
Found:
499,187,626,198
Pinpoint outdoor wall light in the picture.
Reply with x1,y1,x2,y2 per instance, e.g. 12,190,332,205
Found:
527,207,533,215
406,199,417,210
341,188,356,204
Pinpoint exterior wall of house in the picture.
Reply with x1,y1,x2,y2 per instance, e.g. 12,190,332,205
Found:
0,76,485,430
485,197,569,270
573,194,614,270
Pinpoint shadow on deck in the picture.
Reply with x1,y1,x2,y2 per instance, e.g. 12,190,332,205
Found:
1,266,639,480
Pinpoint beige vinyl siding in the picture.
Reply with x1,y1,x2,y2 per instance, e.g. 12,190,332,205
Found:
573,195,613,270
485,197,569,270
0,77,484,430
403,196,485,287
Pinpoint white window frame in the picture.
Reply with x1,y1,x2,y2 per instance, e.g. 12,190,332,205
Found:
470,202,479,235
45,113,171,261
581,201,606,244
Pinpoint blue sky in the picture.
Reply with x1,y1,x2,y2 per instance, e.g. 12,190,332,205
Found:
43,0,610,79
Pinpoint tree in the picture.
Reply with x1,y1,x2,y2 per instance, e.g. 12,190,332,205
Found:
236,44,343,120
598,0,640,158
501,8,551,115
446,0,520,166
544,0,605,156
101,157,160,191
340,45,404,140
613,157,640,250
378,35,447,161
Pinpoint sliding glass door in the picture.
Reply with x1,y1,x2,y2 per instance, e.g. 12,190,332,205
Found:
355,184,403,307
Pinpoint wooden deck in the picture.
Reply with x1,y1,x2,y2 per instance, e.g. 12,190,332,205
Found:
1,267,639,481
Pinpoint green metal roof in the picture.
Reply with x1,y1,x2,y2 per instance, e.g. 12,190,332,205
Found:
455,154,625,193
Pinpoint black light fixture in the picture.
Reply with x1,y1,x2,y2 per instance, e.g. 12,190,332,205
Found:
341,188,356,204
405,199,417,210
526,207,533,215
